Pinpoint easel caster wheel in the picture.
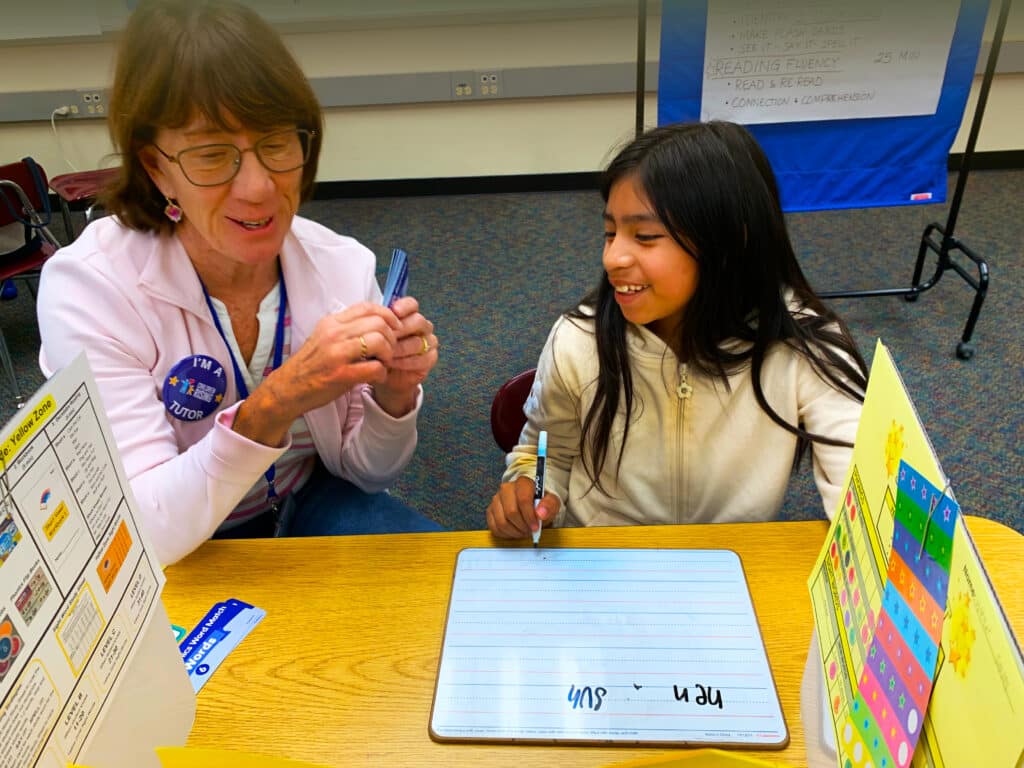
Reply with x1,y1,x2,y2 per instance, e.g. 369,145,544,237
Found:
956,342,975,360
904,292,919,303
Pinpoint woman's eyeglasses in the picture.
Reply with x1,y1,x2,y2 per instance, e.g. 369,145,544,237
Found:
153,128,316,187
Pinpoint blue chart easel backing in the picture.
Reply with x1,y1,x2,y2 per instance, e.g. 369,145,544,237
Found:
657,0,989,212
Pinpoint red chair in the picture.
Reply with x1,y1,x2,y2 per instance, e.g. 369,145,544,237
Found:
0,158,61,407
490,368,536,453
49,167,119,241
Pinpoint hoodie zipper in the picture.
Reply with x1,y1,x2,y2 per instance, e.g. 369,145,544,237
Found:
675,363,692,522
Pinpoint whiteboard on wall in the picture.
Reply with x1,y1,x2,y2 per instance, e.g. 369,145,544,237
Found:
0,2,103,41
0,0,638,43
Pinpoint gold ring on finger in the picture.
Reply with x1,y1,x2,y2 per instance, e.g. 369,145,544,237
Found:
359,335,368,360
419,334,430,355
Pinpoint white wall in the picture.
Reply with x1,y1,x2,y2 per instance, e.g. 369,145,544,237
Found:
0,7,1021,183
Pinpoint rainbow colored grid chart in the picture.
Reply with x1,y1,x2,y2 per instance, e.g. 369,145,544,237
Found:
839,462,959,768
808,463,892,743
808,340,1024,768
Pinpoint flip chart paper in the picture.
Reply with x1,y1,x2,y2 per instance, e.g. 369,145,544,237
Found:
701,0,959,124
430,548,787,748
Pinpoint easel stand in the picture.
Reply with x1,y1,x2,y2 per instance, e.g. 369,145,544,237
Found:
818,0,1009,360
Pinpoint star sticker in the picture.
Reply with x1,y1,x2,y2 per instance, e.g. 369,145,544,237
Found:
215,394,223,402
169,376,179,385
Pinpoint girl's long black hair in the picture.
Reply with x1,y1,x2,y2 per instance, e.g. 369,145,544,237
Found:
569,121,869,490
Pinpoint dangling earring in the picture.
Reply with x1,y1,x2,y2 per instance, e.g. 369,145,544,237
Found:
164,196,183,223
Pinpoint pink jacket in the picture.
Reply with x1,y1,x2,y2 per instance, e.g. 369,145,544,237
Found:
38,216,420,565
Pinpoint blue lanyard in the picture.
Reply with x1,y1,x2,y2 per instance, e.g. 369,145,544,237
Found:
200,268,288,507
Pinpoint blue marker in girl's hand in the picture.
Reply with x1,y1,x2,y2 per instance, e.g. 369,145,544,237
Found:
533,430,548,548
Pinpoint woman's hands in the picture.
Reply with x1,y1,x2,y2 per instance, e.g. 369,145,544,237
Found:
486,476,561,539
371,296,439,417
233,297,438,446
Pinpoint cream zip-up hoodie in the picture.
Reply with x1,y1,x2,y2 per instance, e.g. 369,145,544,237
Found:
503,313,861,526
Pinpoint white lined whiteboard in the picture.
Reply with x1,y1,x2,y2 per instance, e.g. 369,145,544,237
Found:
429,548,788,748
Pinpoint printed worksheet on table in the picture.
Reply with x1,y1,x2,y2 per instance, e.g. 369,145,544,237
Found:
0,353,166,768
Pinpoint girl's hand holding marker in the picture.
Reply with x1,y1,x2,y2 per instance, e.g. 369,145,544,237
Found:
487,430,558,542
532,430,547,547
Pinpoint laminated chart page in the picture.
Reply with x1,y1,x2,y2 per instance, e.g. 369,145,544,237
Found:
0,354,166,768
807,340,1024,767
430,548,787,748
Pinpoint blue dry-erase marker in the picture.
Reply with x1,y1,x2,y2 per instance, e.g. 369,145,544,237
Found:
532,430,548,548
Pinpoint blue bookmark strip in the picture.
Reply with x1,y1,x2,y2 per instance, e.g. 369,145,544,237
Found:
178,598,266,692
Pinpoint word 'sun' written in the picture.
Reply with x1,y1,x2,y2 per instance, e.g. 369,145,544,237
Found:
567,683,724,711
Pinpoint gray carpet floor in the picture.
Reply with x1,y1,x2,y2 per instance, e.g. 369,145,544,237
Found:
1,169,1020,534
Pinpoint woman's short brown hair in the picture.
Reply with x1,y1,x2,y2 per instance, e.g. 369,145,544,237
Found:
104,0,324,234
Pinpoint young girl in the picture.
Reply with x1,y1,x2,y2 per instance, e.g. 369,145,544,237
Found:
487,121,869,539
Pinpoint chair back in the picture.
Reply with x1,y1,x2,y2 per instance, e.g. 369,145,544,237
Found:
490,368,537,453
0,158,51,228
0,158,60,282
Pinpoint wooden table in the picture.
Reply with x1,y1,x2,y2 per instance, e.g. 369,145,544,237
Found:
161,517,1023,768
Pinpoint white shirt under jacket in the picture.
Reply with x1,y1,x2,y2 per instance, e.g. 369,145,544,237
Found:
503,313,862,527
37,216,420,565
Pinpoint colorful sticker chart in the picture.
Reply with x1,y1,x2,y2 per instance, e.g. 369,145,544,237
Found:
840,461,959,768
807,340,1024,768
430,547,788,748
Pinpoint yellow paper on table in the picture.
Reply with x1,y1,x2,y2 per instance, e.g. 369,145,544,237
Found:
806,340,1024,767
603,748,795,766
155,747,331,768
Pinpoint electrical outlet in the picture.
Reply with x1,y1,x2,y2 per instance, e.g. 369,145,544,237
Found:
451,70,503,100
476,71,501,97
69,88,107,118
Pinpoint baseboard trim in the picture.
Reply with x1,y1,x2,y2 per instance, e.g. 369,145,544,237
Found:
312,172,600,199
948,149,1024,171
314,152,1023,199
49,152,1023,209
